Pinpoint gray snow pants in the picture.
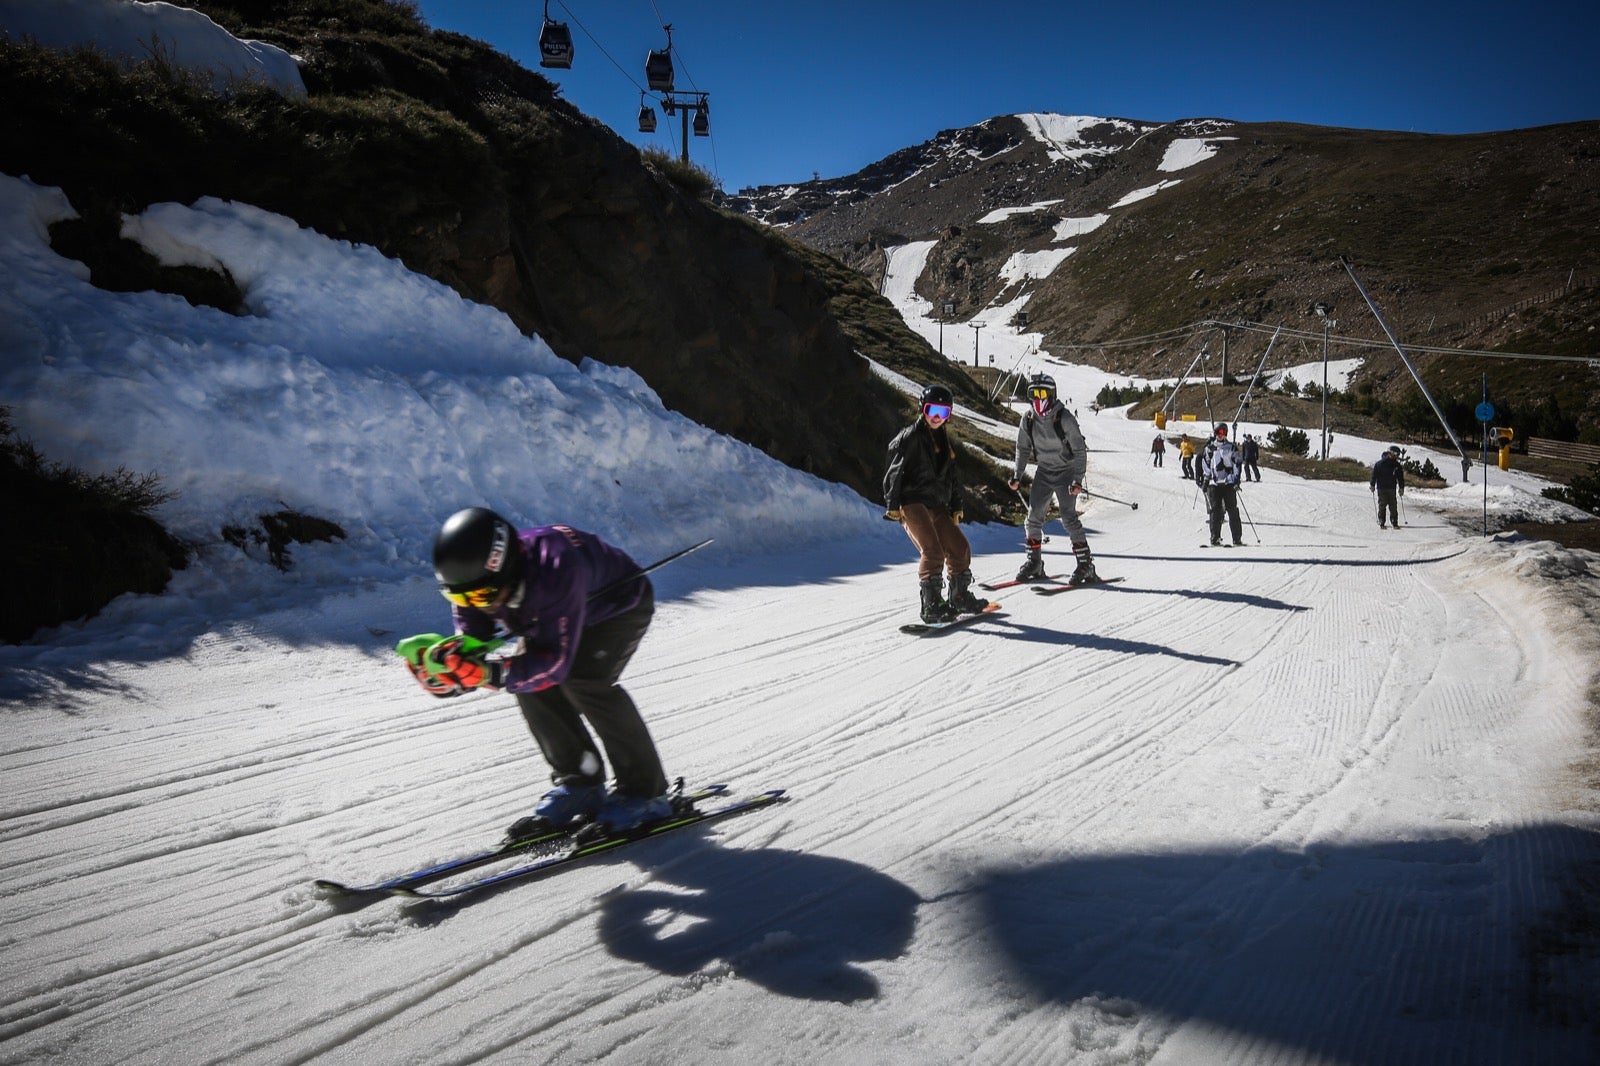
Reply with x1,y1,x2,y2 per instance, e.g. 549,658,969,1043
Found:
1024,467,1085,544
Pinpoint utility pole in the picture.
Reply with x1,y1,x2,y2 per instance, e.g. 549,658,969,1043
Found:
939,302,954,356
1314,303,1335,460
970,323,985,369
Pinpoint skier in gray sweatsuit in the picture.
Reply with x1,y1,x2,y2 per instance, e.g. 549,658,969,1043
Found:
1007,373,1099,585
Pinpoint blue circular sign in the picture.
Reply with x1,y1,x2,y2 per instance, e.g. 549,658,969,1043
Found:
1475,401,1496,422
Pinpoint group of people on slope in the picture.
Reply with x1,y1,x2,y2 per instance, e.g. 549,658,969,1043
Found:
394,379,1412,846
883,373,1100,624
1170,431,1259,483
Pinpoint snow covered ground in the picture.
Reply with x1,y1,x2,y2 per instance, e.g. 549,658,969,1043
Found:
4,157,1600,1064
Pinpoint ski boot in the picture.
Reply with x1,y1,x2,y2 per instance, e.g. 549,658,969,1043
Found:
504,774,604,841
919,577,960,624
1015,541,1047,582
1067,542,1100,586
946,569,991,614
591,792,674,833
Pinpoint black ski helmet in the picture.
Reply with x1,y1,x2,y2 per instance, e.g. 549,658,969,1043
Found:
1028,372,1057,395
920,384,954,409
433,507,525,594
1214,423,1229,437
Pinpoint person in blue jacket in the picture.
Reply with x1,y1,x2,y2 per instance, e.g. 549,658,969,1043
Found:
409,507,672,839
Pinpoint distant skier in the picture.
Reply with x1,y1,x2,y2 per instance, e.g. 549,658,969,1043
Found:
1008,373,1099,585
1242,434,1261,482
401,508,674,840
883,385,991,623
1370,445,1406,528
1179,435,1197,480
1200,423,1245,546
1151,434,1166,468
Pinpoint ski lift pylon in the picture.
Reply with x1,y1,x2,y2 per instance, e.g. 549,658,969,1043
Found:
645,24,674,92
538,1,573,69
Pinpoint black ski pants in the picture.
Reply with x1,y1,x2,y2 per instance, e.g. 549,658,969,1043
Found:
514,583,668,799
1207,483,1243,544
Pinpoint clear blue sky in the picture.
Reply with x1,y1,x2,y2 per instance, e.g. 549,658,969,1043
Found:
412,0,1599,194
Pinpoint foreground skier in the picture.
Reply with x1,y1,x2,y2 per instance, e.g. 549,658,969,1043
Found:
403,507,673,839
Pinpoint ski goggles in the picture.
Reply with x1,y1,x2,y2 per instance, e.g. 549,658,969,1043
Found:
441,584,502,608
1028,387,1054,399
923,403,952,420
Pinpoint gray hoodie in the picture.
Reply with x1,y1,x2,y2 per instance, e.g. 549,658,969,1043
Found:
1014,401,1087,482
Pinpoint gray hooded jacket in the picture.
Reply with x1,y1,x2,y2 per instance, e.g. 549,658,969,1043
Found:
1014,401,1087,482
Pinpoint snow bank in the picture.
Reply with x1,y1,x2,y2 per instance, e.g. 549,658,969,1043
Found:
0,174,880,615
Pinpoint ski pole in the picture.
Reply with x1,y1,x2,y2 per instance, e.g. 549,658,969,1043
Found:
1080,488,1138,511
1236,487,1260,544
590,538,713,601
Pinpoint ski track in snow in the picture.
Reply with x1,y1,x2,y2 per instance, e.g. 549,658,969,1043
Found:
3,415,1599,1064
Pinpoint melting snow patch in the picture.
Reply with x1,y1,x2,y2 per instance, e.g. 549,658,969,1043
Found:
1159,137,1237,172
1111,180,1183,207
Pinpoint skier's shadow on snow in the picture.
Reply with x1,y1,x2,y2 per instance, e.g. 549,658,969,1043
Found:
973,826,1600,1064
1129,586,1310,612
594,839,920,1003
984,616,1237,666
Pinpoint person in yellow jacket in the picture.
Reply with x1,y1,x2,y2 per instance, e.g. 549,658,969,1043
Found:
1179,435,1197,480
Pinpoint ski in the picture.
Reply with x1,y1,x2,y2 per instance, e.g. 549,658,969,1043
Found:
392,789,788,899
314,783,730,898
1031,576,1126,596
979,574,1067,591
1198,543,1244,549
900,602,1003,635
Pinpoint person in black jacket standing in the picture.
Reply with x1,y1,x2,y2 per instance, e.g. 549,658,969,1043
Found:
883,385,990,623
1370,445,1406,528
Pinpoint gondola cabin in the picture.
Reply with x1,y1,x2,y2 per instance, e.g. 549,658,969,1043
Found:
692,105,709,137
539,18,573,69
638,101,657,133
645,47,674,91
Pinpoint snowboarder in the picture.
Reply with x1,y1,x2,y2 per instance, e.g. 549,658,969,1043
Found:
1151,434,1166,467
1179,435,1197,480
1008,373,1099,585
1242,434,1261,482
1370,445,1406,528
883,385,990,623
1200,423,1245,546
406,507,673,839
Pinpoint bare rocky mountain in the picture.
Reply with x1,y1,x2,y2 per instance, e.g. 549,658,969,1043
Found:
728,113,1600,433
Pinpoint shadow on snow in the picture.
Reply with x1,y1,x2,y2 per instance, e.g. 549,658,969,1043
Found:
975,825,1600,1064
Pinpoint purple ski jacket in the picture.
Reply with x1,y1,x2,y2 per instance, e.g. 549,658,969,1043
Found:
451,524,646,693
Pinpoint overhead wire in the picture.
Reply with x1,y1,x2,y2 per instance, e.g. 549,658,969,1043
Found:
549,1,675,156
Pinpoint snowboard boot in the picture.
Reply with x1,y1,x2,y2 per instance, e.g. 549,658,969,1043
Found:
919,577,960,624
1015,541,1047,582
1067,542,1100,586
946,569,990,614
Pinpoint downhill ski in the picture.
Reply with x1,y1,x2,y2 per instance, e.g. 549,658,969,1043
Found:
979,575,1069,591
393,789,787,899
1031,576,1126,596
314,783,729,898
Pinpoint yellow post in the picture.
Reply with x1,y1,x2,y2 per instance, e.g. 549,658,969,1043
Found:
1154,411,1167,430
1496,427,1514,470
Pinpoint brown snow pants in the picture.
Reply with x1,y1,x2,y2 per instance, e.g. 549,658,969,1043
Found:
900,502,972,582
